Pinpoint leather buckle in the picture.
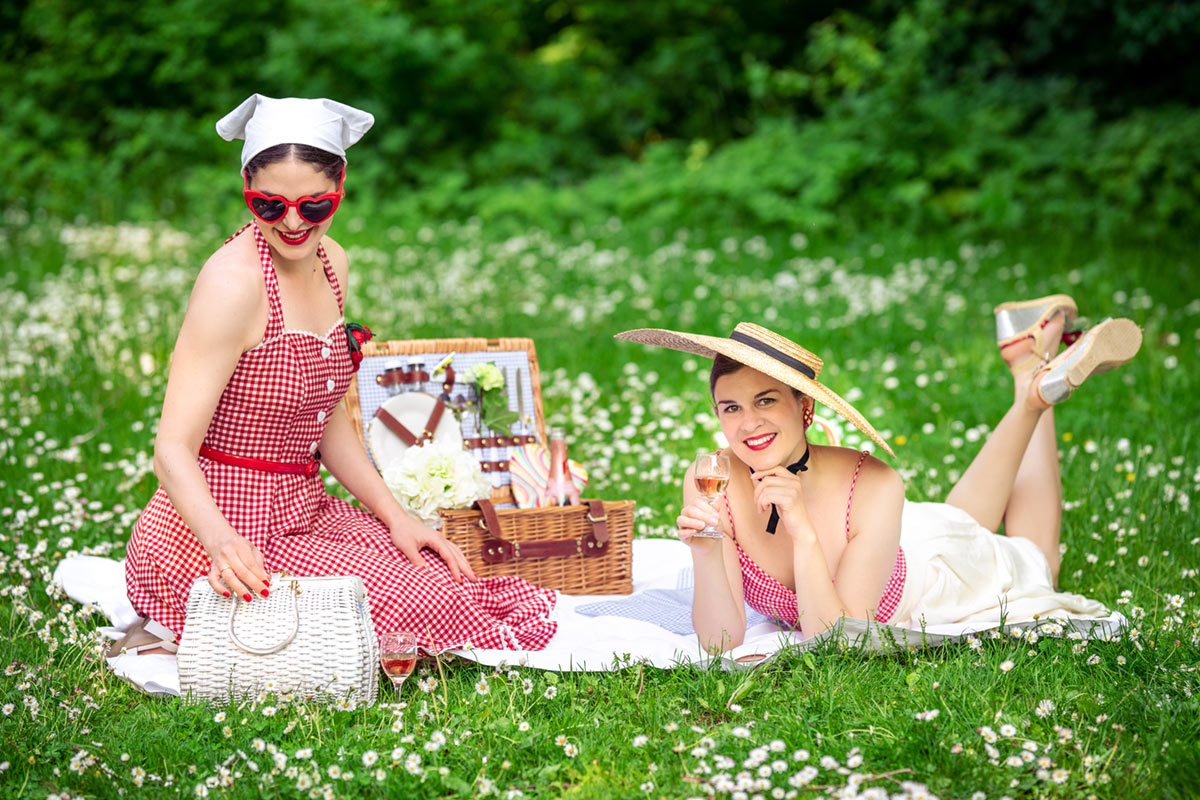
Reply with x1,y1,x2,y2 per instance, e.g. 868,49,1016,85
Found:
482,539,514,564
586,511,607,523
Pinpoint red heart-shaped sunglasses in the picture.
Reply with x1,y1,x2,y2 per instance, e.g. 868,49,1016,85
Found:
243,170,345,226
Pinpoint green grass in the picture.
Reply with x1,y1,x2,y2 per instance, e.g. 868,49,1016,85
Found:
1,213,1198,798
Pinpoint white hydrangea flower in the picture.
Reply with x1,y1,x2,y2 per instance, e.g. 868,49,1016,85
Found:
382,442,492,527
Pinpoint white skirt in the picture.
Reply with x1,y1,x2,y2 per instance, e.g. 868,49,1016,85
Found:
888,501,1110,629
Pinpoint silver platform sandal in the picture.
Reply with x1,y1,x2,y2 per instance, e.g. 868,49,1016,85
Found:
1033,318,1143,406
994,293,1081,372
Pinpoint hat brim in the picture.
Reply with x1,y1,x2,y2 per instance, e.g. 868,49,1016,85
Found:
615,328,895,458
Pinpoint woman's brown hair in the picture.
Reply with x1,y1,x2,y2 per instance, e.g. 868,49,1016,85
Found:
244,143,344,182
709,353,805,401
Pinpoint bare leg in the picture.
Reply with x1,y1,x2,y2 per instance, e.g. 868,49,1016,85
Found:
1003,407,1062,584
945,313,1066,535
944,398,1044,533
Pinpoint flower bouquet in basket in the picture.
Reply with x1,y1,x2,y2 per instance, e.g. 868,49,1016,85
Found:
381,442,491,528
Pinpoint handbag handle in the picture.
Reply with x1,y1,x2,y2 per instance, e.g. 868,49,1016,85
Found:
227,578,300,655
472,499,611,564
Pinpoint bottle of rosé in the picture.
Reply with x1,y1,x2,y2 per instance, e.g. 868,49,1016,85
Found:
545,427,581,506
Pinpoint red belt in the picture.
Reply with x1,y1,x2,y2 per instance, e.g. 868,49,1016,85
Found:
199,445,322,477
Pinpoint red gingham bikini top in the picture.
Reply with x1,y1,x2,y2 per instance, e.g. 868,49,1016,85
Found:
725,450,906,629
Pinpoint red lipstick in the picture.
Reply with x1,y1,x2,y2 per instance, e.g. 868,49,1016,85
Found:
744,432,776,451
277,228,312,246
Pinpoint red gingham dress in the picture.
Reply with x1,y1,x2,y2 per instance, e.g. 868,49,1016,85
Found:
125,224,557,651
726,451,906,630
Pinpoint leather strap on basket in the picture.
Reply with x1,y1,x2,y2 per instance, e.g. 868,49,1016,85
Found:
374,408,418,447
424,398,447,437
473,499,611,564
376,369,404,387
377,368,430,387
464,435,538,448
374,399,447,447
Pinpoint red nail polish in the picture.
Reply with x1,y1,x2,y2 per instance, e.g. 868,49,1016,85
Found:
223,592,231,598
261,589,270,598
243,593,252,602
263,580,270,588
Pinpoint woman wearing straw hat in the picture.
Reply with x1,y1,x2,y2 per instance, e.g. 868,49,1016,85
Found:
117,95,556,656
617,300,1140,652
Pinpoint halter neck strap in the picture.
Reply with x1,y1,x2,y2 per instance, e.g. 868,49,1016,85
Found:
249,224,287,340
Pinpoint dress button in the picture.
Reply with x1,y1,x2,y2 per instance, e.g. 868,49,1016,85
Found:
321,346,332,358
326,379,335,391
309,441,319,454
317,410,327,423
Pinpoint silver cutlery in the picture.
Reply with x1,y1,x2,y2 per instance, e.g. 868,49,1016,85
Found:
507,367,521,437
516,367,529,436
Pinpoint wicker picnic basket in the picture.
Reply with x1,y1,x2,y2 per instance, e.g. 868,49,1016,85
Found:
344,337,634,595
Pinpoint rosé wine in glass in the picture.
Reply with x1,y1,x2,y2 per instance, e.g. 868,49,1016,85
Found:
692,452,731,539
380,631,418,689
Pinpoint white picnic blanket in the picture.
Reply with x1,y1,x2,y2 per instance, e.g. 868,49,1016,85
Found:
53,539,1126,696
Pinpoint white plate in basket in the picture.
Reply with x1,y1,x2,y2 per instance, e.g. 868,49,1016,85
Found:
367,392,462,471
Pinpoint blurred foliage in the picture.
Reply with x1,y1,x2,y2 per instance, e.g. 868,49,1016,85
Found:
1,0,1197,237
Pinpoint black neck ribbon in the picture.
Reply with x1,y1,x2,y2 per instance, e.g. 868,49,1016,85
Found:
750,447,810,535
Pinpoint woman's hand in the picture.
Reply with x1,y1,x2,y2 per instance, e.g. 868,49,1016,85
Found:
204,530,271,601
676,498,723,547
313,410,477,584
751,467,811,539
389,523,479,584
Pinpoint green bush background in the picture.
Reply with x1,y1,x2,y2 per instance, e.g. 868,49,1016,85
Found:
4,0,1198,238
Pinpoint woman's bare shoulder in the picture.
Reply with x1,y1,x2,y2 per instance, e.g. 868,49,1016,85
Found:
852,452,906,522
198,233,262,293
321,234,347,263
186,236,265,341
818,445,904,493
320,235,350,288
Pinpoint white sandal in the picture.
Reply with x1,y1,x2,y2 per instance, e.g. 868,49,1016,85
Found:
106,617,179,658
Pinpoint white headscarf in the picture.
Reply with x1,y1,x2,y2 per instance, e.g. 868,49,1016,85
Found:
216,94,375,170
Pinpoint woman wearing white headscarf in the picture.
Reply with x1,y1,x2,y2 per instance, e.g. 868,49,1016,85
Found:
118,95,557,655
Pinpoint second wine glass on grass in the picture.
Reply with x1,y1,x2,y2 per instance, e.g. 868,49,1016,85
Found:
692,452,731,538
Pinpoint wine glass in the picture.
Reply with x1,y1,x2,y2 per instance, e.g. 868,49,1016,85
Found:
379,631,418,690
692,452,731,539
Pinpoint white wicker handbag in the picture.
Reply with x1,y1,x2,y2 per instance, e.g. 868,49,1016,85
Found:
177,574,379,706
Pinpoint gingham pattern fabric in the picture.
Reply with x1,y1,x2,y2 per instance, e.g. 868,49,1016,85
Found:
576,567,771,635
126,224,557,651
726,451,906,630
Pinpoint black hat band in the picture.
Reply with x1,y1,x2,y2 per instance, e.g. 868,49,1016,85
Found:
729,331,817,380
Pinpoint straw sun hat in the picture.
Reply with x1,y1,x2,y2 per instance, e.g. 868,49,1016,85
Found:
615,322,895,458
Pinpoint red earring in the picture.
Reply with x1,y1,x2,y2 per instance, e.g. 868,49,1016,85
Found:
803,404,814,430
